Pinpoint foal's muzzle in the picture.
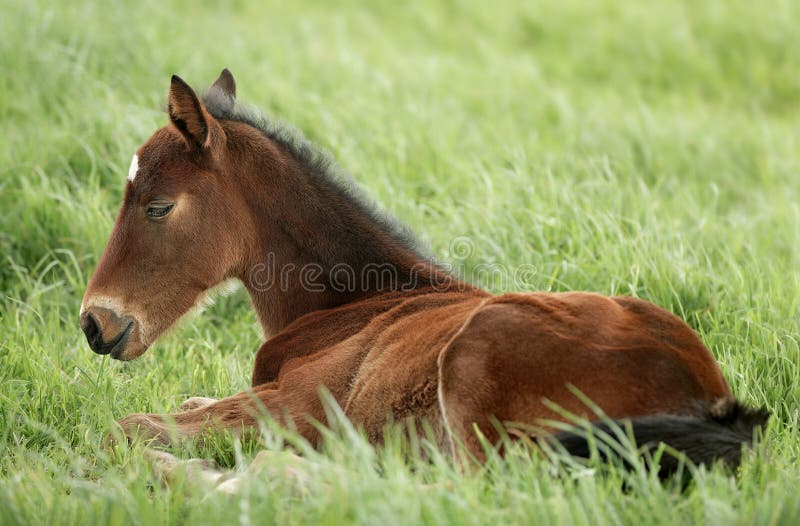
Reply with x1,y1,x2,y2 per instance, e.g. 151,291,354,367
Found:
80,307,134,359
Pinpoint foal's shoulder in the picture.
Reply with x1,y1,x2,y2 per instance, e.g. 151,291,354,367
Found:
278,286,487,340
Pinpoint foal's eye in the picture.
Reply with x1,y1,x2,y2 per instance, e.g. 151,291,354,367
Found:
145,203,174,219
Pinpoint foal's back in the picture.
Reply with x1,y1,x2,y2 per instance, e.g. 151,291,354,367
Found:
265,288,732,452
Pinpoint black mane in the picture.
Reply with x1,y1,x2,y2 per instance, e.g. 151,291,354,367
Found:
202,91,431,263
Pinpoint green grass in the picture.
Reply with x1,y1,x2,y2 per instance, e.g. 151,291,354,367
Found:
2,0,800,523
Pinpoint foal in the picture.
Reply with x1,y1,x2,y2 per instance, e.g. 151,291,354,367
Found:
81,69,767,473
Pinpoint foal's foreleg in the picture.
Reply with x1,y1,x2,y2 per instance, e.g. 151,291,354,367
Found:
117,381,319,447
118,399,256,447
118,388,268,446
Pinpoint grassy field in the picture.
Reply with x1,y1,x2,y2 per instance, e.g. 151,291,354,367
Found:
2,0,800,524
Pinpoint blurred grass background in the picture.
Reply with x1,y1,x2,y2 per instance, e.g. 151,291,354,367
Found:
1,0,799,524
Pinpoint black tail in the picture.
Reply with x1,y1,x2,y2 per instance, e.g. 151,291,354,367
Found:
551,398,770,478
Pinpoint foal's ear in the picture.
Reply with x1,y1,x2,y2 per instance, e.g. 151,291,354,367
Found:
211,68,236,99
168,75,220,149
205,68,237,114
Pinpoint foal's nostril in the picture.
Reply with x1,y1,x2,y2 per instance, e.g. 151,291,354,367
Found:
82,312,98,338
81,312,104,353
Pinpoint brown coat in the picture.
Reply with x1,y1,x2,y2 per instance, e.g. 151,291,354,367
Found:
80,70,758,467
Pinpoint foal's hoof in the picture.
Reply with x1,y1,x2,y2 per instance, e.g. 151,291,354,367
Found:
143,448,224,487
180,396,218,411
143,448,218,471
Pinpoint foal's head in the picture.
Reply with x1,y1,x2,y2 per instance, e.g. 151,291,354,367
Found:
81,70,251,360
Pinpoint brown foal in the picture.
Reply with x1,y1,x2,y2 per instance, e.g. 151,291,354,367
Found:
81,69,767,472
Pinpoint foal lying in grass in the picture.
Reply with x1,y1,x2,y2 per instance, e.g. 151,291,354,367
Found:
81,69,767,481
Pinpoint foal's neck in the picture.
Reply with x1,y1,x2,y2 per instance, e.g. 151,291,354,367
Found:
230,124,456,337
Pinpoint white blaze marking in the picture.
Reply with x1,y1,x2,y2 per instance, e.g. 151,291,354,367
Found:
127,154,139,182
